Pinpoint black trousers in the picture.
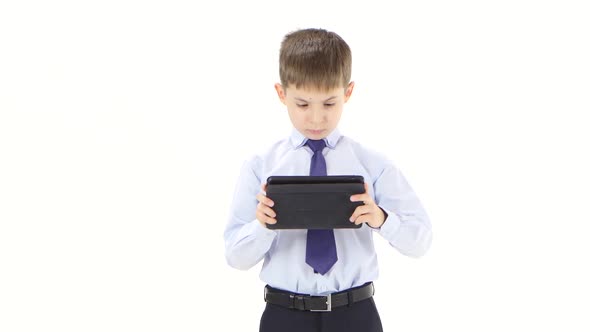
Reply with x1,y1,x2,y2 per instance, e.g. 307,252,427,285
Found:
259,297,383,332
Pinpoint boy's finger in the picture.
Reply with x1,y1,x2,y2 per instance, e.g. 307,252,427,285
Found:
354,214,369,225
262,206,276,218
256,209,277,225
349,193,362,202
349,205,371,222
256,193,275,207
256,201,276,216
256,193,265,203
350,193,370,203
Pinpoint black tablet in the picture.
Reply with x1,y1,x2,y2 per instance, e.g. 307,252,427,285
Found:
265,175,365,230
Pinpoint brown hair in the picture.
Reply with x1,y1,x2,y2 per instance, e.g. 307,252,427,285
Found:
279,28,352,91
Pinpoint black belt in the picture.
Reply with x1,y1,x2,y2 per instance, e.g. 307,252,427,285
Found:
264,282,375,312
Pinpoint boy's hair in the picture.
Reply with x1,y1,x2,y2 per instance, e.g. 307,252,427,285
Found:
279,28,351,91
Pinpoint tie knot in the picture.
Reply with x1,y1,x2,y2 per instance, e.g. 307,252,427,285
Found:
306,139,326,153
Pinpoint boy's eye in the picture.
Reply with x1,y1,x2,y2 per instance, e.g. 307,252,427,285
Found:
296,104,308,108
325,103,335,107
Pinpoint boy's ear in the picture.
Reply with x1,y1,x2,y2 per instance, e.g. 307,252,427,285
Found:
344,81,355,103
274,83,287,105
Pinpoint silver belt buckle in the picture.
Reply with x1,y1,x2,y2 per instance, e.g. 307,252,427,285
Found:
310,293,332,312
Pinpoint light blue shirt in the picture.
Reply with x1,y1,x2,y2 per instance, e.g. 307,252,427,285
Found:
224,128,432,296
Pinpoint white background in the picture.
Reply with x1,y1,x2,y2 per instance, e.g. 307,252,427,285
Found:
1,1,589,331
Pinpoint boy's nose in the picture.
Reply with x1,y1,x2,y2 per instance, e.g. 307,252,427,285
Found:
308,109,324,123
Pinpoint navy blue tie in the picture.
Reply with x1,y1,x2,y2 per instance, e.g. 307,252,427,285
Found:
305,139,338,275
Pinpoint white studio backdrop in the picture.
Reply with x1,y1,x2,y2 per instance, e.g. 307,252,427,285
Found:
1,1,589,331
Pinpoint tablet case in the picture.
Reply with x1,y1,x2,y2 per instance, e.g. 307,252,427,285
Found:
265,175,365,230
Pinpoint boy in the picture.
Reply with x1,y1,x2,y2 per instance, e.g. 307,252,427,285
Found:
224,28,432,332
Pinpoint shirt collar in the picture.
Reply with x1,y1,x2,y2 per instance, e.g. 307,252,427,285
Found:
289,128,341,150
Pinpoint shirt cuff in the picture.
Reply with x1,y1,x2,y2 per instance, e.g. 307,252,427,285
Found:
375,207,401,238
252,219,278,238
234,218,277,245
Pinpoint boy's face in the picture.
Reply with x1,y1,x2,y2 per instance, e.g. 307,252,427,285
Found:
274,82,354,140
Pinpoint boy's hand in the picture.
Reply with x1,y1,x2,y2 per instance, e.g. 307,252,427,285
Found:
256,184,277,227
349,183,386,228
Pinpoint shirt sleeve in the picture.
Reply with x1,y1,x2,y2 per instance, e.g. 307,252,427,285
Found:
223,157,277,270
373,163,433,257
